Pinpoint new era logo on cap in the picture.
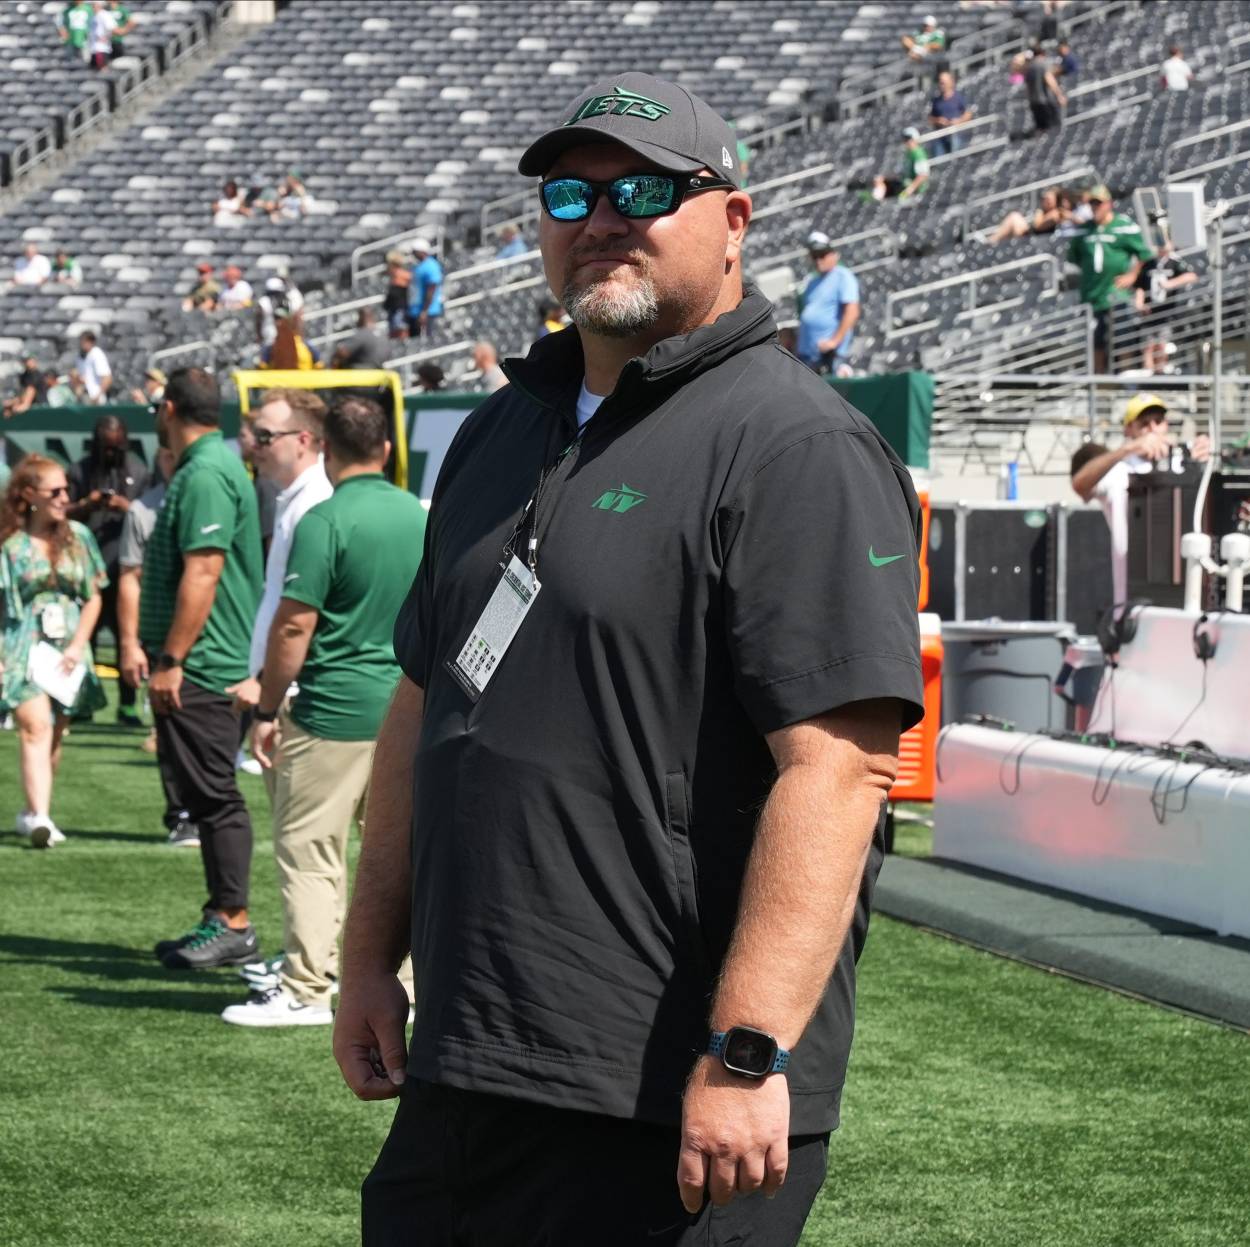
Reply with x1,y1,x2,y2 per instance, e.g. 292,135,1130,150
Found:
519,71,744,189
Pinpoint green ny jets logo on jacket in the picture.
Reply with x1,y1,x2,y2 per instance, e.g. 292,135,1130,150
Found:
591,484,647,514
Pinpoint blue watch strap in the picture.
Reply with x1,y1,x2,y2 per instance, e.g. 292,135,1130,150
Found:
708,1029,790,1074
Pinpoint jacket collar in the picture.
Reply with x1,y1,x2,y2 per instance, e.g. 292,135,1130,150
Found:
503,285,777,418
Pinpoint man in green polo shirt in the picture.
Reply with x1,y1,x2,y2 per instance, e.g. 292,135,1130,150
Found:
140,367,264,971
1067,185,1154,373
57,1,92,61
221,396,426,1026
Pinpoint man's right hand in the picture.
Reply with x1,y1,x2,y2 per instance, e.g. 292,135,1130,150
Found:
1132,429,1173,461
119,642,148,688
225,675,262,713
333,973,411,1101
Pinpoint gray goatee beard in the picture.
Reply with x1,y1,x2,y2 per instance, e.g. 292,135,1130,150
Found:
562,263,660,339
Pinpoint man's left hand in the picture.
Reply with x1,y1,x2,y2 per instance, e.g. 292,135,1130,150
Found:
149,665,184,714
251,718,281,770
677,1056,790,1214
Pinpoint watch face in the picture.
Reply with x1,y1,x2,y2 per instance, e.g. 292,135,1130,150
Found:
723,1027,777,1077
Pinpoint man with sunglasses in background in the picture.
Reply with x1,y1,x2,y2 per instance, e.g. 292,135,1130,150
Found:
341,71,923,1247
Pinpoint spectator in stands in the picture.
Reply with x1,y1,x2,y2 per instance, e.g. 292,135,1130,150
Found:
3,357,48,418
212,180,250,227
1071,393,1209,605
1,454,109,848
1038,0,1062,43
415,363,445,392
471,341,507,392
1067,186,1153,374
261,307,321,371
538,297,567,337
108,0,135,58
928,71,973,156
12,242,51,288
988,185,1069,243
383,250,412,340
44,371,74,407
142,367,264,970
66,415,150,726
1160,45,1193,91
407,239,444,340
1008,53,1027,87
52,250,82,287
1057,39,1079,85
868,128,930,203
57,0,92,63
1134,238,1197,373
796,231,860,377
219,264,254,312
255,274,304,351
70,331,113,405
275,174,311,222
129,365,166,406
901,14,945,62
1025,44,1067,133
224,389,332,721
88,1,118,71
226,397,425,1028
183,262,221,312
331,307,389,371
495,224,528,260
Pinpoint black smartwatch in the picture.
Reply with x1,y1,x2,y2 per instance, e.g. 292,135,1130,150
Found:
155,652,183,671
254,707,278,723
707,1026,790,1079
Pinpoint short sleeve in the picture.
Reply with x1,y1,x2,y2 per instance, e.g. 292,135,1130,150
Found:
840,268,861,304
394,525,434,688
912,152,930,176
71,522,108,596
176,469,232,552
1067,236,1081,265
280,511,335,611
722,429,924,735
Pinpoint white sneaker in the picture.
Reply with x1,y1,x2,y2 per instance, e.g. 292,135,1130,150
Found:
29,816,66,849
221,985,333,1028
235,749,263,776
15,811,35,837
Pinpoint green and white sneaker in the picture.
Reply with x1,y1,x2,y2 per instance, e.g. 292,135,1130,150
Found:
238,952,338,996
161,916,259,970
221,985,333,1028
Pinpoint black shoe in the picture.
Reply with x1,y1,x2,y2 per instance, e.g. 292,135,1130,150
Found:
162,917,259,970
153,913,219,961
165,820,201,848
116,708,144,729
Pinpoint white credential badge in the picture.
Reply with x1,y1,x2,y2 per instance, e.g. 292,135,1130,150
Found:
447,555,541,700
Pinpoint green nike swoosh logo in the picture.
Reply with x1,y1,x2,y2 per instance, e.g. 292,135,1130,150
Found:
868,547,905,567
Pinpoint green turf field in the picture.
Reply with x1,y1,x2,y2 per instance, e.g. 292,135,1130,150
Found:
2,689,1248,1246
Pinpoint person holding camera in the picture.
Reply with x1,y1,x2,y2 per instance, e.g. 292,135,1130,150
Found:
67,415,150,725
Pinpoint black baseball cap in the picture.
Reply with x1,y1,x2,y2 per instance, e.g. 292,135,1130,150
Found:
518,71,744,188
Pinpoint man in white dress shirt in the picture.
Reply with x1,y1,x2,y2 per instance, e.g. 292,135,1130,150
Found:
226,388,332,717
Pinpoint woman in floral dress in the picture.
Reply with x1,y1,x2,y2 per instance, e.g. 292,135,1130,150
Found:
0,454,108,847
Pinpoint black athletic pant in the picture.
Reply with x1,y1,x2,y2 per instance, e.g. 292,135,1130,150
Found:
94,575,136,709
154,678,253,910
362,1081,829,1247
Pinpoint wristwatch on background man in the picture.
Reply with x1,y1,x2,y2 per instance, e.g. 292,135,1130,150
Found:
707,1026,791,1078
155,652,183,672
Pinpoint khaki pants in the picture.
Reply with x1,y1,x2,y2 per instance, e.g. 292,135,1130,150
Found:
272,715,412,1008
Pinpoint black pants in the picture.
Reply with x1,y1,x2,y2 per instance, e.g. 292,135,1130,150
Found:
362,1081,829,1247
94,575,136,709
1030,100,1060,132
154,678,253,910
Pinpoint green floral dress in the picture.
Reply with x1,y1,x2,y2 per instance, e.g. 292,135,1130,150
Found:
0,521,109,715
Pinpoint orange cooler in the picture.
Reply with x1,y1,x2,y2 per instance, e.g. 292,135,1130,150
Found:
890,612,942,803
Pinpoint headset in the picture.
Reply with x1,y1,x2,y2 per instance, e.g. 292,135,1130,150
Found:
1192,612,1219,662
1096,599,1150,662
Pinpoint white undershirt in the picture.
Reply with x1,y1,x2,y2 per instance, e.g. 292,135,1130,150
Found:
576,381,605,429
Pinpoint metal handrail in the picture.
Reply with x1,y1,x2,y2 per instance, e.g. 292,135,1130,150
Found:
480,185,536,238
349,223,447,286
957,166,1098,241
885,254,1061,338
923,112,1004,151
1067,63,1161,100
746,163,836,196
1166,118,1250,180
755,227,900,274
148,339,213,369
1170,148,1250,185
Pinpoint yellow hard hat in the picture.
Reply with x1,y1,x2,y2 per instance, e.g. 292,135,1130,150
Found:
1123,392,1169,425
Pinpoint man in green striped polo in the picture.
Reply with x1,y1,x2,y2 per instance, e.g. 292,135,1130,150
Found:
140,367,265,970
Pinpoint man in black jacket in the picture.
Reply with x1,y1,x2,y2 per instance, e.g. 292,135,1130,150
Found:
67,414,150,724
338,72,924,1247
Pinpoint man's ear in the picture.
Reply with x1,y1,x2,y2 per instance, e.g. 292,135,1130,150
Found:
725,191,752,270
